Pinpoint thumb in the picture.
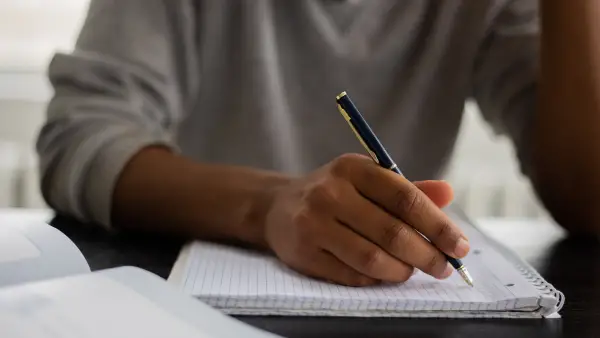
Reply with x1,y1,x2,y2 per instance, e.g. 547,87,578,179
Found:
413,180,454,208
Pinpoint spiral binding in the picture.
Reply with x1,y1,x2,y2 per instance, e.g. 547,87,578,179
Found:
448,205,565,316
486,238,564,316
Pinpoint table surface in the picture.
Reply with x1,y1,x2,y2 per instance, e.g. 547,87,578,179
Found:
2,208,599,338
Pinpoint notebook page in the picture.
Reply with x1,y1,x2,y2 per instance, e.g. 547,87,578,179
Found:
183,238,541,313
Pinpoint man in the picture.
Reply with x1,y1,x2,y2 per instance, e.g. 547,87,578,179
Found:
37,0,600,287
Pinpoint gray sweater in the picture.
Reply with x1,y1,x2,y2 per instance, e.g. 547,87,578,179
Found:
37,0,539,227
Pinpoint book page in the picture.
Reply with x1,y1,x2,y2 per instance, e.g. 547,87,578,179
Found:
0,273,212,338
0,221,90,288
0,225,40,263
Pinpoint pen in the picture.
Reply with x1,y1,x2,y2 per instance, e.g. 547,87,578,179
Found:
335,91,474,287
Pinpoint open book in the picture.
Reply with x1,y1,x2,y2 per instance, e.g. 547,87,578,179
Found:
0,220,281,338
169,207,565,318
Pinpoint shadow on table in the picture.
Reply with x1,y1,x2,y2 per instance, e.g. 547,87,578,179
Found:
49,213,185,278
239,316,562,338
536,234,600,338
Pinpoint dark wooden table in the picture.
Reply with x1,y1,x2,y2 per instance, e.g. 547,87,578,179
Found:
49,214,600,338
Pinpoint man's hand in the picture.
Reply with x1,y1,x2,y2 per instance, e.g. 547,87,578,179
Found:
264,154,469,287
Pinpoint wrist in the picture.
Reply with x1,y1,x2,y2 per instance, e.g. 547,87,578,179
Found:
240,175,293,250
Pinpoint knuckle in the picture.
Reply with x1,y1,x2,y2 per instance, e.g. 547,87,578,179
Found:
394,187,422,215
423,253,442,274
434,220,457,242
359,248,383,274
291,208,312,228
382,221,412,253
305,181,338,207
330,153,364,178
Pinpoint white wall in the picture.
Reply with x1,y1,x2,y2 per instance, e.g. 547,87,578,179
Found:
444,102,546,219
0,100,47,208
0,0,88,208
0,0,88,72
0,99,46,207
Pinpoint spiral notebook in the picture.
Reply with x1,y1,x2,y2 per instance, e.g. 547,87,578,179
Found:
169,207,564,318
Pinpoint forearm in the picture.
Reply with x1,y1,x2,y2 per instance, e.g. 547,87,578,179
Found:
534,1,600,232
112,147,292,248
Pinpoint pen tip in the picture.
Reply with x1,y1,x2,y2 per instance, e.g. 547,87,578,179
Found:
458,267,474,287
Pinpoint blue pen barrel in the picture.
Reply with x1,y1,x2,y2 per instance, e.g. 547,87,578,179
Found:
336,93,401,173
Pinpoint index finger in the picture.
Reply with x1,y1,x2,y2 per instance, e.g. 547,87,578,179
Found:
348,161,469,259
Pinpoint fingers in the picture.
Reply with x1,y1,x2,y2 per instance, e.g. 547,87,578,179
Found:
293,250,380,287
342,157,469,259
273,154,466,287
336,186,452,279
413,180,454,208
319,220,415,283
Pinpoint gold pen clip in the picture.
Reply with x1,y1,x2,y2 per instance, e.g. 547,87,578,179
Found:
336,103,379,164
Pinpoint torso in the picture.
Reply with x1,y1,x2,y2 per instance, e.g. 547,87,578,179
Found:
177,0,496,179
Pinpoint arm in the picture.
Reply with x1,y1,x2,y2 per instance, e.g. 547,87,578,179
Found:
112,147,290,248
473,0,600,234
532,1,600,234
37,0,290,247
38,0,468,287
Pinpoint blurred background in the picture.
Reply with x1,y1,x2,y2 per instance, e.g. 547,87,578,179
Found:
0,0,548,220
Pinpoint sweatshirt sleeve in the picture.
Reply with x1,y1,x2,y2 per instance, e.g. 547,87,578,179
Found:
471,0,539,178
36,0,198,228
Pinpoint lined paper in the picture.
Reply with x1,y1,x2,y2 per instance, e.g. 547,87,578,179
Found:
181,239,540,314
173,211,556,317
